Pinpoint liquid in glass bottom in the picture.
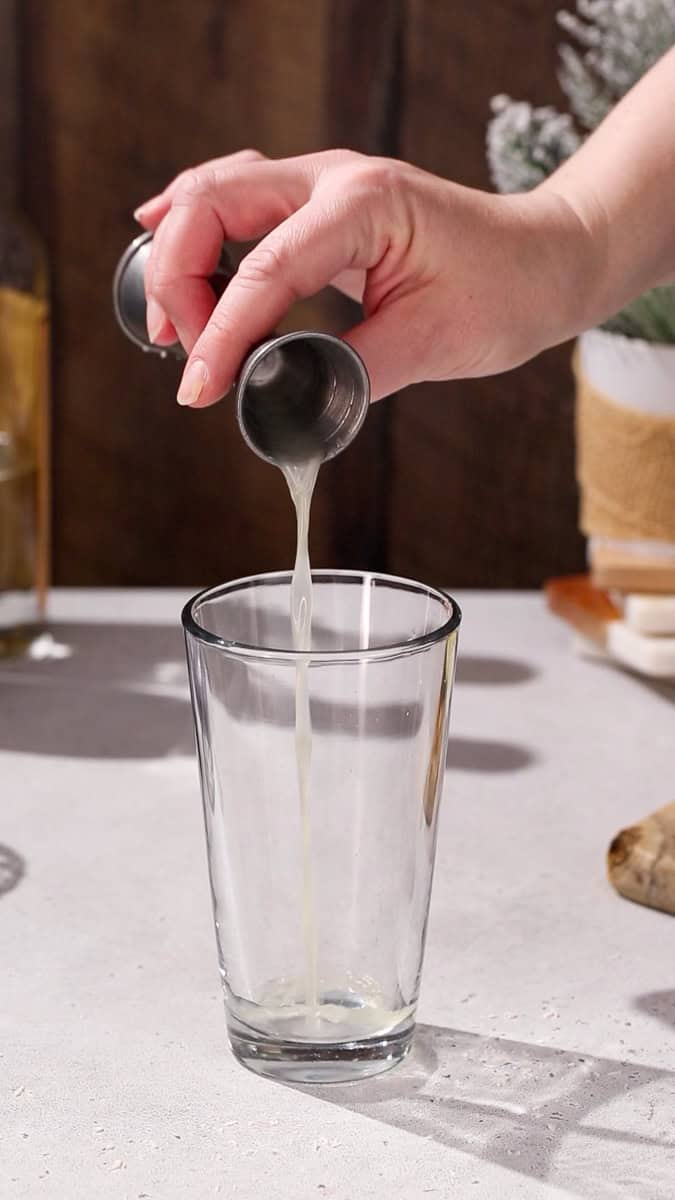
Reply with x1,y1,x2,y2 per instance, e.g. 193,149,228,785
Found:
226,976,416,1083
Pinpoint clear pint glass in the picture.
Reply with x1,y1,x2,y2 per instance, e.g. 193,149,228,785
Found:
183,571,460,1083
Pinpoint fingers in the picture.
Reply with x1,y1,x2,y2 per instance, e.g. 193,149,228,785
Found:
145,158,317,356
139,151,270,348
133,148,267,230
179,191,379,407
146,296,177,347
137,149,399,405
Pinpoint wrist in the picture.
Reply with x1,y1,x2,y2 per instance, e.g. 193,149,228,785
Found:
527,183,610,345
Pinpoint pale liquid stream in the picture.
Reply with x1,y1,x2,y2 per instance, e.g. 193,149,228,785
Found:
281,457,321,1024
247,457,414,1043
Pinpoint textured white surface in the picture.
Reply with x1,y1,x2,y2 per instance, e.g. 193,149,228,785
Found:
606,622,675,678
2,589,675,1200
571,621,675,679
623,593,675,636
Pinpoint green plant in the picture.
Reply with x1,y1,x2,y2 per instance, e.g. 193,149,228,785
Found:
486,1,675,341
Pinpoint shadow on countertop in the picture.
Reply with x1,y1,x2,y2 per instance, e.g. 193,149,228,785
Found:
1,624,536,773
573,653,675,708
1,621,194,760
295,1022,675,1199
0,844,25,898
449,653,538,771
454,655,538,686
636,676,675,707
447,736,536,773
634,991,675,1031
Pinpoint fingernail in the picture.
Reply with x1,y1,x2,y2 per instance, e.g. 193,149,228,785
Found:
133,196,160,223
177,360,208,407
146,297,165,344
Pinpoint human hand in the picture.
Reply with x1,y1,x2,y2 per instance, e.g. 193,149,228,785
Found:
135,148,599,407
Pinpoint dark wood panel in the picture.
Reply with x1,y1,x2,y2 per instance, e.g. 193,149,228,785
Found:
16,0,587,587
320,0,404,571
403,0,568,186
17,0,390,585
323,0,403,155
390,350,583,590
388,0,586,586
0,0,18,206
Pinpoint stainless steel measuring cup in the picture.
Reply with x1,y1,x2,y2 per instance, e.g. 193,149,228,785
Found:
113,232,370,463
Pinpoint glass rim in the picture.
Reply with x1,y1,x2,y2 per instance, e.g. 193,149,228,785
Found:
182,569,461,663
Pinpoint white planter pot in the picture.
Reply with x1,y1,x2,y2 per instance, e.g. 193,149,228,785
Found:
579,328,675,418
577,329,675,565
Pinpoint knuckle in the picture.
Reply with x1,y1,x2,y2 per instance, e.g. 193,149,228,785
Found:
348,158,402,197
236,242,288,290
172,152,266,205
172,166,217,204
310,148,363,179
148,273,174,304
318,147,361,166
233,147,265,163
204,306,237,339
176,166,202,192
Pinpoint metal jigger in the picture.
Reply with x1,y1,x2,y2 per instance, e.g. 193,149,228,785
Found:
112,232,370,464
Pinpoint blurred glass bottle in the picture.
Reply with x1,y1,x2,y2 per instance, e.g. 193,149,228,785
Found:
0,0,50,653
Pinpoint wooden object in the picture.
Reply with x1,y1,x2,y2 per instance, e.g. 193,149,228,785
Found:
608,803,675,916
623,593,675,635
387,0,585,589
545,574,621,646
546,573,675,678
0,0,18,207
591,545,675,595
17,0,388,586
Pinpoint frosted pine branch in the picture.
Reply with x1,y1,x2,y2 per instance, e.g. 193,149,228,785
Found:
487,96,582,193
558,0,675,129
485,1,675,341
601,284,675,341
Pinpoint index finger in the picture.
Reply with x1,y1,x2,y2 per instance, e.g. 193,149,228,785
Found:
146,158,316,355
178,189,381,407
133,148,268,229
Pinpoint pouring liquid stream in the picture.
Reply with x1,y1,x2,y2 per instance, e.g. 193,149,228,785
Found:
266,456,415,1042
281,456,322,1022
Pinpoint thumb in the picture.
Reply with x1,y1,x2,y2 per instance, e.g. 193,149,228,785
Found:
343,292,436,402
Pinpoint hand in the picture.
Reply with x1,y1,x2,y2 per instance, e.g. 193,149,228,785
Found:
135,149,599,407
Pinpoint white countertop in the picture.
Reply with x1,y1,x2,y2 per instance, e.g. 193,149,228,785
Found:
2,589,674,1200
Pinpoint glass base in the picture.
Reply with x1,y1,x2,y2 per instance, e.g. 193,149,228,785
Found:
228,1015,414,1084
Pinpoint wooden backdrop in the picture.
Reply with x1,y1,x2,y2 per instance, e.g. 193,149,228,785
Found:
14,0,585,587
